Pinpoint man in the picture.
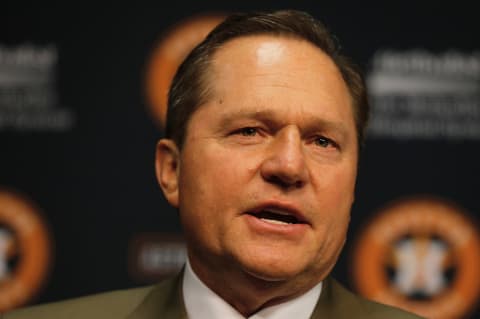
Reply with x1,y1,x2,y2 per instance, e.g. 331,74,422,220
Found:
3,10,422,319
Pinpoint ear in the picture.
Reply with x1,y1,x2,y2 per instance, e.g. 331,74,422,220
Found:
155,139,180,207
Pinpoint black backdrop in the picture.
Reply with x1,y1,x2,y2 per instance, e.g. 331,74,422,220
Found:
1,2,479,318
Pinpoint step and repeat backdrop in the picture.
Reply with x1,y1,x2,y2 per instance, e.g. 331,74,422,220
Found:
1,2,479,318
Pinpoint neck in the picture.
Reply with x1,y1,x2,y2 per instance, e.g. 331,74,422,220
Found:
188,255,321,317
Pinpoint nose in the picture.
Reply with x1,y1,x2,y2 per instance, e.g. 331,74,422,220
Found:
260,126,309,189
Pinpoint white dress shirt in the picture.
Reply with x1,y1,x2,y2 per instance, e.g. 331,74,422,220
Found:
183,259,322,319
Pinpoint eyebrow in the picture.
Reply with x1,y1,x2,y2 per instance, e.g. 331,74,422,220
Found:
217,109,350,138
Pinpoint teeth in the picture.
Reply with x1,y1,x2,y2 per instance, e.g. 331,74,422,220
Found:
260,218,290,225
249,207,301,225
264,208,291,216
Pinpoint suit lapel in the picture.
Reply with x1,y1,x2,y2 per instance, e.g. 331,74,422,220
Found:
126,271,187,319
309,277,353,318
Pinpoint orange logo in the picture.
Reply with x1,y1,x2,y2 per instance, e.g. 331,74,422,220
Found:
0,189,52,312
144,14,226,129
351,197,480,318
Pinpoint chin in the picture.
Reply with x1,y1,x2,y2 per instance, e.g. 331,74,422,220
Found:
239,254,311,282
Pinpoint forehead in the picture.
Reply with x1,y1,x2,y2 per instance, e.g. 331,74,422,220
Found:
208,35,348,96
212,35,338,73
204,35,352,118
216,34,326,59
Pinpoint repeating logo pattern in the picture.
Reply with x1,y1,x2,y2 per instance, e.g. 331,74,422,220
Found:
351,197,480,318
144,14,225,129
0,189,52,312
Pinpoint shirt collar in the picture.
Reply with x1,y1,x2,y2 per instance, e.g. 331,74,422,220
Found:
182,259,322,319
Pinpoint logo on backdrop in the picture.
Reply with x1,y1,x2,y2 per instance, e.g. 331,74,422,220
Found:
144,13,225,129
128,233,187,283
351,197,480,319
0,189,52,312
367,50,480,140
0,44,75,131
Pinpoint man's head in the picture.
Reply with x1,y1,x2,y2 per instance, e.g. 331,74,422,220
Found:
156,9,368,315
166,10,368,149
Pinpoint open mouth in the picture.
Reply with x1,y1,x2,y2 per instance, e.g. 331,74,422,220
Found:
247,207,306,225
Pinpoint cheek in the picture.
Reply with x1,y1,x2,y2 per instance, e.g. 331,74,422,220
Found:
178,146,244,225
312,169,354,262
310,163,356,238
182,143,256,189
317,164,356,207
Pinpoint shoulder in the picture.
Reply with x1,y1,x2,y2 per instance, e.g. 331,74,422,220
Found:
2,277,179,319
312,277,424,319
2,286,153,319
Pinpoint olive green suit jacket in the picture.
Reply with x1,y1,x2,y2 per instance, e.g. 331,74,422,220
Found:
2,274,422,319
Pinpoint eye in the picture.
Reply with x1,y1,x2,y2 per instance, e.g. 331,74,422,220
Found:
313,136,336,148
228,126,265,145
236,127,258,136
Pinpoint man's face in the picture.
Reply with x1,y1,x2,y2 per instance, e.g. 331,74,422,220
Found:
158,35,358,286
